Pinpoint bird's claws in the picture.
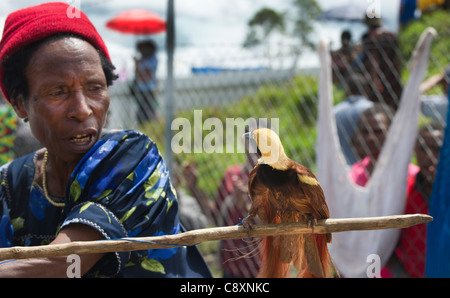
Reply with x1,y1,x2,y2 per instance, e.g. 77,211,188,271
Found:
241,215,254,236
306,214,317,233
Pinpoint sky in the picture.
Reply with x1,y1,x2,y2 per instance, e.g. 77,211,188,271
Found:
0,0,400,77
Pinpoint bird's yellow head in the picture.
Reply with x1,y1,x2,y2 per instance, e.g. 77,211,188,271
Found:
245,128,291,170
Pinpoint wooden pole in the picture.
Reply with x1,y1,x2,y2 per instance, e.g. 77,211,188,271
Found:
0,214,432,260
164,0,175,175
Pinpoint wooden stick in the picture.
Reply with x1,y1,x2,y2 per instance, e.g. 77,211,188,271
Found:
0,214,432,260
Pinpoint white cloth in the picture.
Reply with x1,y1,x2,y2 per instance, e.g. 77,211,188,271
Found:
316,28,435,277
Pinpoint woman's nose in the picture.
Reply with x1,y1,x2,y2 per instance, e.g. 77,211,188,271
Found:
66,90,93,121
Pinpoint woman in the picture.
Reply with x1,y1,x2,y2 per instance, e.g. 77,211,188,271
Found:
0,2,211,278
349,103,419,185
391,122,444,277
132,39,159,124
349,103,396,183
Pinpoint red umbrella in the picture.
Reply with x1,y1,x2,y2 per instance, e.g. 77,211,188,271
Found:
106,9,166,35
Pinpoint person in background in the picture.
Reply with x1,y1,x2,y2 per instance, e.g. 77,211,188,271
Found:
387,122,444,277
359,16,403,110
349,104,418,184
331,30,360,87
132,39,158,125
350,103,420,186
334,73,374,165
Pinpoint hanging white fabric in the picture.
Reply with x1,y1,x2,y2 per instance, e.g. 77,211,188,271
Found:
316,28,435,278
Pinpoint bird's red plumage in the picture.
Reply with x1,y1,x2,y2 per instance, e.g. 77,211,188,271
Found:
246,162,336,278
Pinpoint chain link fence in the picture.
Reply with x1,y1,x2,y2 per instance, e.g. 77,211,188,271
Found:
105,17,448,277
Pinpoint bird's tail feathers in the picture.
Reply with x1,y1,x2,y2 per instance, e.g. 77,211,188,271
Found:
295,233,338,278
257,236,291,278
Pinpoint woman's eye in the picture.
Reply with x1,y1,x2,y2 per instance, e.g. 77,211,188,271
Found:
87,85,107,97
89,86,102,92
49,90,67,97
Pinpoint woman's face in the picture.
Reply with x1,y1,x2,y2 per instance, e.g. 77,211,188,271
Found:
362,112,389,157
416,129,444,182
352,111,390,160
16,37,110,164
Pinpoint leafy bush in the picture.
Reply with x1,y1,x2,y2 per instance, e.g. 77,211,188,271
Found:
399,10,450,77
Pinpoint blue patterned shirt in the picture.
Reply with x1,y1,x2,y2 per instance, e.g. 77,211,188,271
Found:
0,130,211,277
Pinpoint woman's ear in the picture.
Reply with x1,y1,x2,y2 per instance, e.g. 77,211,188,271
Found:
10,96,28,120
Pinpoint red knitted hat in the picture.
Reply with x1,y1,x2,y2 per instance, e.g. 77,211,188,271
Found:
0,2,111,103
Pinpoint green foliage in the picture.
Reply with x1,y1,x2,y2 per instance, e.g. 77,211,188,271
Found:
141,258,165,274
243,0,322,51
243,8,285,48
291,0,322,50
399,10,450,76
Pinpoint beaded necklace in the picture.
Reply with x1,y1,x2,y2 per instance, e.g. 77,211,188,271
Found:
42,149,65,208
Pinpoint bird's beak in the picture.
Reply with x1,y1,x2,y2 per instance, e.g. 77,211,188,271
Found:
242,131,260,157
242,132,253,150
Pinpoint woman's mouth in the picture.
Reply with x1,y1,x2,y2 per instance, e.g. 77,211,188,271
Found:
70,134,92,144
